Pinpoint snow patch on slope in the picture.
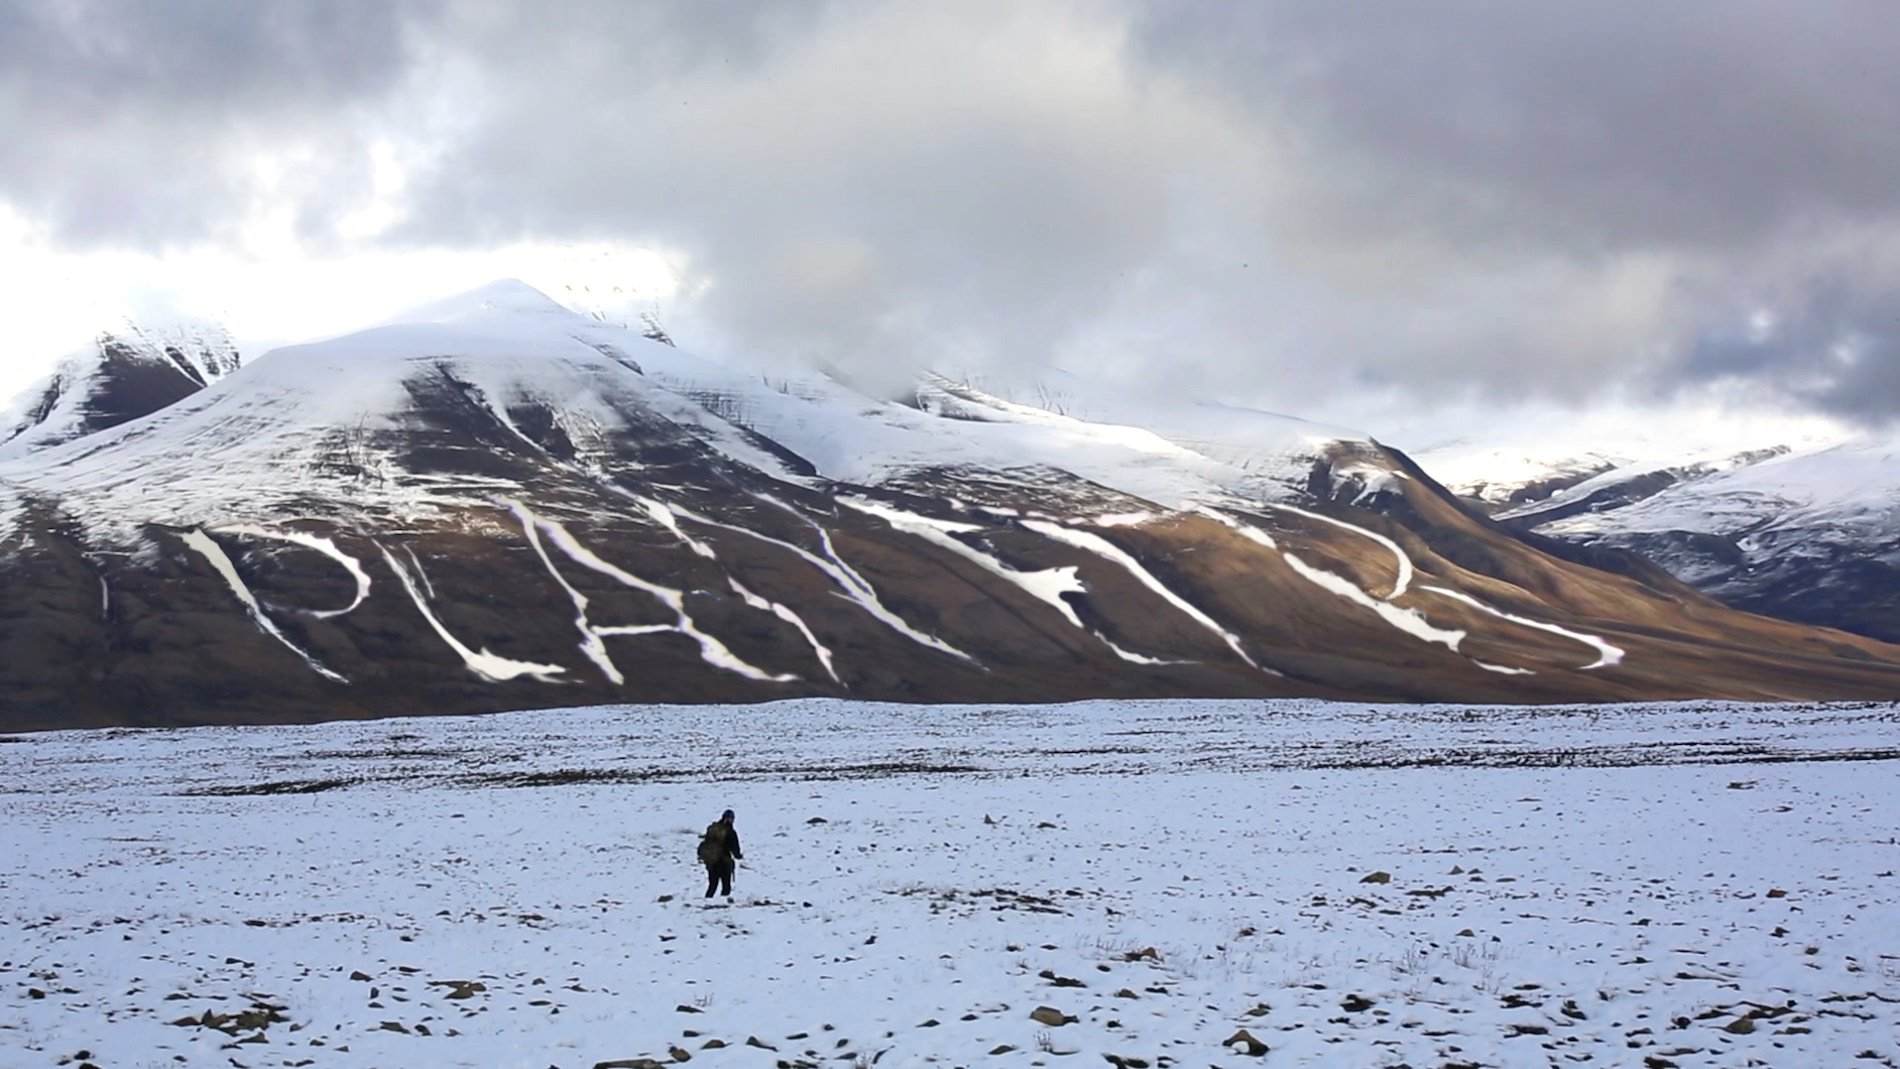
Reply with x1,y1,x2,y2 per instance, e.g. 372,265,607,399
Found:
379,544,567,684
841,497,1179,666
177,529,347,683
217,525,371,619
1281,551,1465,651
511,500,799,685
1425,585,1626,669
1023,519,1272,674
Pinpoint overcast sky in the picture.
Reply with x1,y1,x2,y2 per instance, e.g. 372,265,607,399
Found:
3,0,1897,444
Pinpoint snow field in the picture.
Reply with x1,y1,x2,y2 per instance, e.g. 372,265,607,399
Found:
2,699,1897,1068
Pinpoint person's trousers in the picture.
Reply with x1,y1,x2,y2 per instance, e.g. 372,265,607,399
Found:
704,861,733,898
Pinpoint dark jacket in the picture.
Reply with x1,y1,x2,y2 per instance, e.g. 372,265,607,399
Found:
702,821,742,867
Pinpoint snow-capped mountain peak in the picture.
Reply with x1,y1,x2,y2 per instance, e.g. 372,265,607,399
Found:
0,317,242,456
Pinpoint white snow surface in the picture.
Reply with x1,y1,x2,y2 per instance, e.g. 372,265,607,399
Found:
2,698,1897,1068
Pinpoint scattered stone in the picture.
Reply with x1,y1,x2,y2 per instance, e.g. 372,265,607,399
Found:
1223,1028,1269,1056
1039,969,1086,988
989,1045,1016,1056
1506,1023,1550,1037
745,1036,778,1051
1766,888,1788,899
1359,871,1391,885
675,1004,703,1014
431,979,486,1000
1341,995,1375,1013
1724,1016,1756,1034
349,971,372,982
1030,1006,1076,1027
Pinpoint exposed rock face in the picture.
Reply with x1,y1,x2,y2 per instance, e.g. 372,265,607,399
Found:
2,281,1898,730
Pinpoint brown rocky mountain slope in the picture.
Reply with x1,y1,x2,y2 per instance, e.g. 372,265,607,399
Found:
2,281,1895,729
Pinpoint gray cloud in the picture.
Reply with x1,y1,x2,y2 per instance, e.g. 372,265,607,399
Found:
1678,277,1900,422
0,0,432,244
4,0,1898,422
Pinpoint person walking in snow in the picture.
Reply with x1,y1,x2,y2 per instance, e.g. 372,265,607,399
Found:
698,808,743,899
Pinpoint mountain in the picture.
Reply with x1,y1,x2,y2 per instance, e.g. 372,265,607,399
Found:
1,320,242,455
2,280,1897,729
1502,433,1900,643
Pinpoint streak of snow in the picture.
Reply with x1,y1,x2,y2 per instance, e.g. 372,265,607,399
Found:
177,529,348,684
840,497,1181,666
1424,584,1627,669
840,497,1083,628
517,501,799,683
401,544,437,601
378,544,567,683
1281,551,1466,652
727,577,841,684
1195,506,1279,550
674,496,977,663
632,494,717,558
507,501,624,685
217,525,372,619
1092,511,1159,528
1268,502,1414,598
1023,519,1274,674
1474,660,1536,676
1331,462,1409,503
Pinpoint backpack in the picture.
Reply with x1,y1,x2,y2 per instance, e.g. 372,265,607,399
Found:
697,822,728,865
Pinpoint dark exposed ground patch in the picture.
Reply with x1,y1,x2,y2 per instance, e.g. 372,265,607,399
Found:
464,761,987,789
191,777,360,796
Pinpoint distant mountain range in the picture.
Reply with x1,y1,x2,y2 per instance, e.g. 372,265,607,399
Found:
1456,436,1900,644
2,281,1896,729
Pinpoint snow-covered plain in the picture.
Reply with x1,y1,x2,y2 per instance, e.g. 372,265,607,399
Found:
4,699,1899,1069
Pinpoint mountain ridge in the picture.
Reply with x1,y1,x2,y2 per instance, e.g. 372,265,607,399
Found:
2,281,1897,729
